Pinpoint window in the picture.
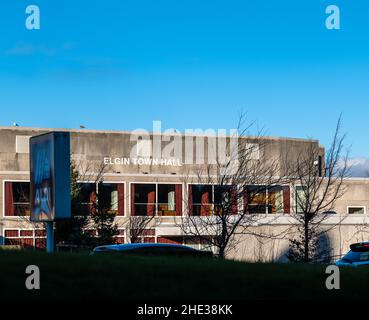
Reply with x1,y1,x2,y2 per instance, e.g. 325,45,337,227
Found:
133,184,156,216
246,186,267,214
131,183,182,216
157,236,183,244
189,185,237,216
268,186,284,214
318,155,323,177
342,250,369,262
214,185,237,215
157,184,176,216
295,186,307,214
245,185,289,214
4,182,30,216
76,183,124,216
77,183,97,215
348,206,366,214
130,229,156,243
214,185,231,206
99,183,125,216
4,229,46,249
191,185,213,216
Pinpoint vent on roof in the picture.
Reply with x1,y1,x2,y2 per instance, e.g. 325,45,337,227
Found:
16,135,31,153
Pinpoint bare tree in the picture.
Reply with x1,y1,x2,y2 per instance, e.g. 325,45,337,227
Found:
125,216,160,244
55,159,121,248
81,160,122,246
287,117,349,263
177,114,292,259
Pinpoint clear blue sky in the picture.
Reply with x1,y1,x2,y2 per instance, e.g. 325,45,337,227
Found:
0,0,368,158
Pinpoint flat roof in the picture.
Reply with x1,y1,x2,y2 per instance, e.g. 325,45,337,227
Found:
0,126,320,144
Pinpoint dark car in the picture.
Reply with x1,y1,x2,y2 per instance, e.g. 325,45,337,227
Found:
91,243,213,258
336,242,369,267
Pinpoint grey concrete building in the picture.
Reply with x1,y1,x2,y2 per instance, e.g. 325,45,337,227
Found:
0,126,368,261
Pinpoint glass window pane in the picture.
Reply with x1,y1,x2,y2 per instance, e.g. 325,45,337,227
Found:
111,190,118,211
214,185,231,206
296,186,307,214
78,183,96,215
99,183,119,214
246,186,267,214
158,184,176,216
134,184,156,216
348,207,365,214
268,186,284,214
13,182,30,216
192,185,213,216
192,185,213,204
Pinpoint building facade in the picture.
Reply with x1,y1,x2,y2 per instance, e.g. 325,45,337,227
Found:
1,126,369,261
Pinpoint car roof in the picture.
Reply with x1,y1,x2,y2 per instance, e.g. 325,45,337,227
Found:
94,243,196,252
351,242,369,246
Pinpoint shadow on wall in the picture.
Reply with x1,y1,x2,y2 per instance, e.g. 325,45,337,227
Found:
251,231,293,263
276,232,333,263
275,249,289,263
253,236,285,263
316,233,333,263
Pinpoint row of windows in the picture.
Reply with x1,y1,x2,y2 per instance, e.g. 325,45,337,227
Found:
3,181,367,217
3,229,46,249
2,227,207,251
4,182,183,217
2,228,125,249
4,181,289,217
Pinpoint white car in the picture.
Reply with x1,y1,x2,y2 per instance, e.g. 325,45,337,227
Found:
336,242,369,267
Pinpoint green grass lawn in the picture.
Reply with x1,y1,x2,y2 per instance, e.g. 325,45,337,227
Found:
0,250,367,300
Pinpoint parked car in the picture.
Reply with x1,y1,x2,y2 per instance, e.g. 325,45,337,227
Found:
336,242,369,267
91,243,213,258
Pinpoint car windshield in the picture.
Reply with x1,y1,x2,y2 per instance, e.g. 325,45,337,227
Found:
343,250,369,263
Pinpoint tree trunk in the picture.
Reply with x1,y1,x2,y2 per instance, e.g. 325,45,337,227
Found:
218,246,225,259
304,216,309,263
218,218,228,259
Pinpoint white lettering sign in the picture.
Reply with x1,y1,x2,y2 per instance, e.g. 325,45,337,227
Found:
104,157,183,167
